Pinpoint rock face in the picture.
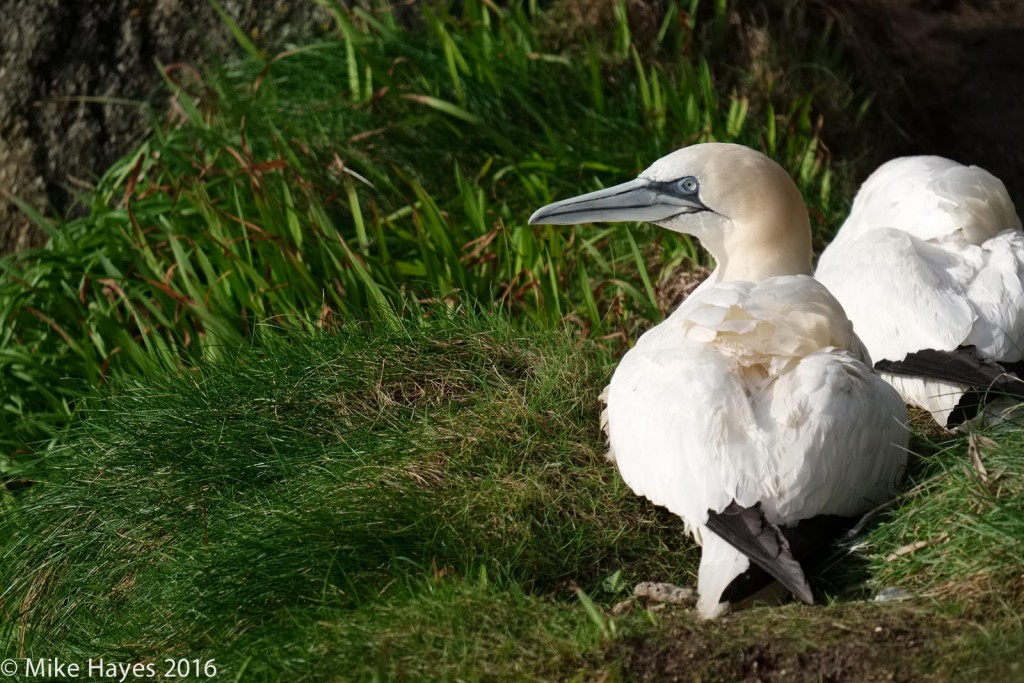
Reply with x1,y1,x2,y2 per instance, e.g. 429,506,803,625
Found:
0,0,332,253
836,0,1024,212
916,2,1024,211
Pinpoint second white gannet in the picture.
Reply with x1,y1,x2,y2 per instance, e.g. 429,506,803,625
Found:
816,156,1024,428
530,143,908,618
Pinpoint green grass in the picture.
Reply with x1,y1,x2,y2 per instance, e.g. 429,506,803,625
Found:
0,0,846,463
0,314,692,679
866,424,1024,611
4,1,1024,680
3,315,1024,680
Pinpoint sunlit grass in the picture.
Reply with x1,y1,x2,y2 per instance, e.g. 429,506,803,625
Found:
865,423,1024,615
0,0,845,462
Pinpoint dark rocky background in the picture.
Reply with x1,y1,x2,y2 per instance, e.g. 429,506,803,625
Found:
0,0,334,253
913,0,1024,205
838,0,1024,207
1,0,1022,254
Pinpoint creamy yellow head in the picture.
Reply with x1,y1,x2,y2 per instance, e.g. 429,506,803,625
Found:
529,143,812,282
642,144,812,280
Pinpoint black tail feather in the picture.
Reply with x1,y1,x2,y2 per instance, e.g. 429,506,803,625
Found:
708,502,857,606
1002,359,1024,379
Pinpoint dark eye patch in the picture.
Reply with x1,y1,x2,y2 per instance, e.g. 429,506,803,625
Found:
645,178,709,213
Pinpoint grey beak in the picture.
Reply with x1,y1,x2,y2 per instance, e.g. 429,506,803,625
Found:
528,179,706,226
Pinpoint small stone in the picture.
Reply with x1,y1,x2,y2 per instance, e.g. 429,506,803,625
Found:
633,582,696,605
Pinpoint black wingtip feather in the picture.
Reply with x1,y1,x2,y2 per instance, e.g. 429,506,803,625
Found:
875,346,1024,427
876,347,1024,398
707,503,859,607
705,503,814,605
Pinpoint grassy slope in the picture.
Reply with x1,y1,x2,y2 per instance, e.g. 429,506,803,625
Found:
3,316,1022,681
1,1,1023,680
1,316,690,679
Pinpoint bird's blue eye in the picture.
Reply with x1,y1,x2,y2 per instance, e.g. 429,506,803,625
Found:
677,177,699,194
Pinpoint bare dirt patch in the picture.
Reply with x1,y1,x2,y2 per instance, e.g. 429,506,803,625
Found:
608,602,959,682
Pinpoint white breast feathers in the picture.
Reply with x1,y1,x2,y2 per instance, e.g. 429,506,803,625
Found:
605,275,906,534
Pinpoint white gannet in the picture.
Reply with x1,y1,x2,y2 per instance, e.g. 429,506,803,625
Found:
529,143,908,618
816,156,1024,429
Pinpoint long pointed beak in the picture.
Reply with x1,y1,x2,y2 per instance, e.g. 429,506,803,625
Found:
528,179,705,226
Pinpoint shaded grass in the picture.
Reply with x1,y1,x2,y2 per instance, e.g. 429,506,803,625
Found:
250,579,614,681
0,313,694,679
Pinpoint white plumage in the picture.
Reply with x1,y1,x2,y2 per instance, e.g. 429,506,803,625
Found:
816,156,1024,427
530,143,908,618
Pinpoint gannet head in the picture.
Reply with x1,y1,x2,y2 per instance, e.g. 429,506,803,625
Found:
529,143,812,282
